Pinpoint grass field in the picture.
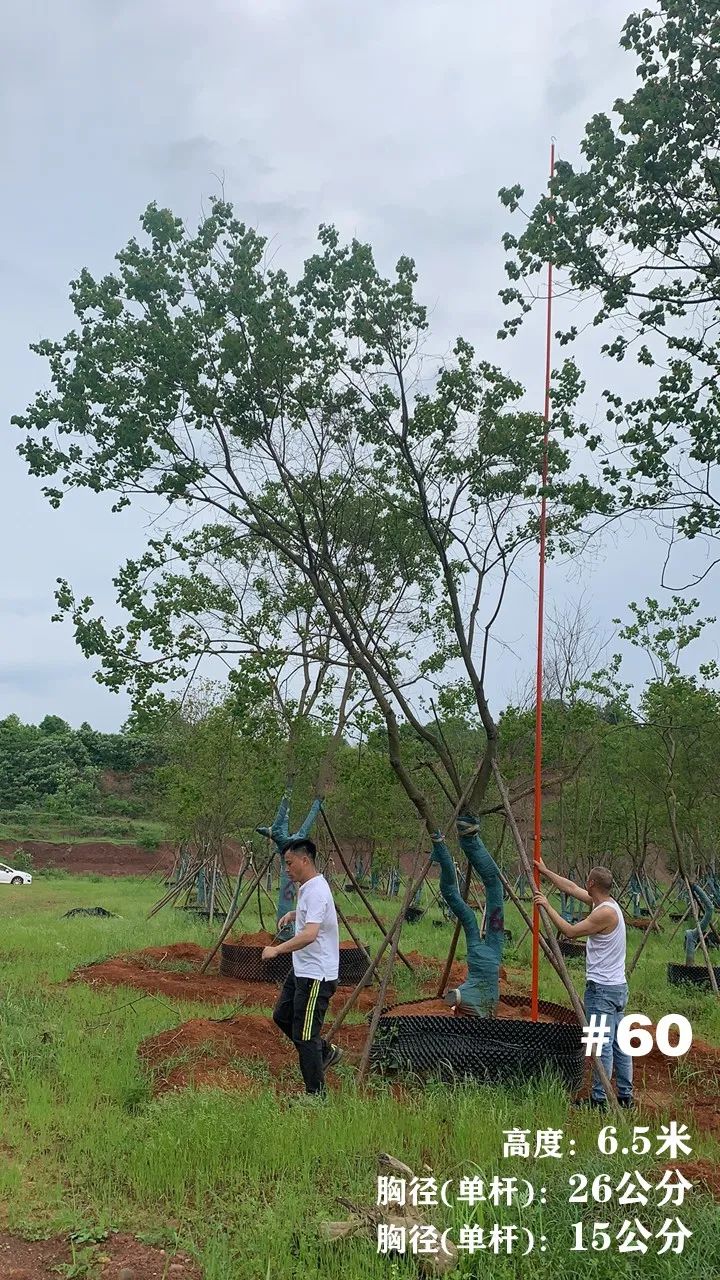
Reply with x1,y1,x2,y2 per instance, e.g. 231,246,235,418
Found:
0,873,718,1278
0,811,166,846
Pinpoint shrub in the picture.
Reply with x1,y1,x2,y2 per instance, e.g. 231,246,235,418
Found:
137,830,161,850
101,795,145,818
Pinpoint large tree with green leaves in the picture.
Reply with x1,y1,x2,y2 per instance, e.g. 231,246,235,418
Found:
14,201,607,1005
500,0,720,584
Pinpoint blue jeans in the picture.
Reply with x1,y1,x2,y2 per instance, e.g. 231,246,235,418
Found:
584,981,632,1101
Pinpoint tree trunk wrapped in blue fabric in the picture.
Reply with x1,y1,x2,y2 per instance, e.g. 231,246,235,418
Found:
684,882,714,964
256,789,322,935
431,813,504,1016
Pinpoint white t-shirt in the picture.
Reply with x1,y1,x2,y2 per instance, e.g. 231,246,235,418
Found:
293,873,339,981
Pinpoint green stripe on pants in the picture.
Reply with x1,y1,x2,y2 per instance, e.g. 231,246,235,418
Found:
302,979,321,1040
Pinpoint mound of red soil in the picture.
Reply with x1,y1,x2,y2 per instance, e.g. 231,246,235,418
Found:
672,1159,720,1202
140,1013,368,1095
571,1031,720,1141
0,1231,198,1279
384,996,560,1023
70,942,389,1012
230,930,368,951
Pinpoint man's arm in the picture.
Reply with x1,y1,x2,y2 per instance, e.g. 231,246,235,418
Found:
262,922,319,961
538,861,592,905
532,893,616,939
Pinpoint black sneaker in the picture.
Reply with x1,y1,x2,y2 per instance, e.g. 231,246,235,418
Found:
323,1044,344,1071
618,1096,635,1109
573,1097,607,1111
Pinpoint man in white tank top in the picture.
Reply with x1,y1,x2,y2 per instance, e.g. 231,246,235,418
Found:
533,863,632,1110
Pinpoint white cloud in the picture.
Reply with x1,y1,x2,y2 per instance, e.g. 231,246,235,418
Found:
3,0,704,728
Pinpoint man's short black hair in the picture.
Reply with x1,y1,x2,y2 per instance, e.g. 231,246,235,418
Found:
283,837,317,860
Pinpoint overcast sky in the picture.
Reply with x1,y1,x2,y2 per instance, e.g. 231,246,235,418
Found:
2,0,715,731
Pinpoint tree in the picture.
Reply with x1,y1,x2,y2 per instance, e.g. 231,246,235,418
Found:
156,683,284,849
13,202,607,1007
585,596,720,881
499,0,720,584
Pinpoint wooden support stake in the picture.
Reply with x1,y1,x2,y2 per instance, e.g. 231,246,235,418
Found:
199,851,275,974
492,761,619,1111
626,876,678,977
327,857,429,1042
684,875,719,997
357,919,403,1085
320,810,414,973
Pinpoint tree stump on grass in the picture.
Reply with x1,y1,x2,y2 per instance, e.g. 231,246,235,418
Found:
319,1153,458,1275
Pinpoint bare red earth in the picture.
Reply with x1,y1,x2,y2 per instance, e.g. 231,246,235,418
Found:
0,839,172,877
140,1013,368,1095
230,930,366,951
671,1159,720,1202
71,942,390,1011
384,996,559,1022
0,1232,199,1280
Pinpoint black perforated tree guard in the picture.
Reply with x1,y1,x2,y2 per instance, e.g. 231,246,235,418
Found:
558,940,585,961
403,906,425,924
667,961,720,989
63,906,117,918
370,994,584,1090
219,942,369,984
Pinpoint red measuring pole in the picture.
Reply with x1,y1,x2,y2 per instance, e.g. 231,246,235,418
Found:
531,142,555,1022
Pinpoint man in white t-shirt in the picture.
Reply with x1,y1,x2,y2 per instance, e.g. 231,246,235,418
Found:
262,837,342,1096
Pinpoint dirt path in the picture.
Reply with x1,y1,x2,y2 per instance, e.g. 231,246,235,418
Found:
0,1232,199,1280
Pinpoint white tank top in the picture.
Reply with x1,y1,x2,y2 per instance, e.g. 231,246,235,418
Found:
586,898,626,985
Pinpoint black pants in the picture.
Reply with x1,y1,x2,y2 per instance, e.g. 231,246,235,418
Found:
273,971,338,1094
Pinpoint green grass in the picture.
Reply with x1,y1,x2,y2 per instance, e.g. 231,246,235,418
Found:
0,876,717,1278
0,812,167,845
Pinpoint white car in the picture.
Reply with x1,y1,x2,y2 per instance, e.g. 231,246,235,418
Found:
0,863,32,885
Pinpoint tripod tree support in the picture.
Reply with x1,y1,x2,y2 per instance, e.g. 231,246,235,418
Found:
321,809,414,973
627,875,678,977
199,850,275,974
684,875,719,997
492,760,619,1111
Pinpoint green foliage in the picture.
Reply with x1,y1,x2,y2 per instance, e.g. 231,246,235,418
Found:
100,794,146,818
500,0,720,572
11,197,612,839
9,849,33,873
0,714,162,814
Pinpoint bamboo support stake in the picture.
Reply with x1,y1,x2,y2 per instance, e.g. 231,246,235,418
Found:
684,875,719,997
492,761,619,1111
320,810,414,973
357,920,403,1084
199,851,276,974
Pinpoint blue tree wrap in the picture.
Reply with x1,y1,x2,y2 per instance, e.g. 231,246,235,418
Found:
257,792,323,931
684,882,714,964
431,814,504,1015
